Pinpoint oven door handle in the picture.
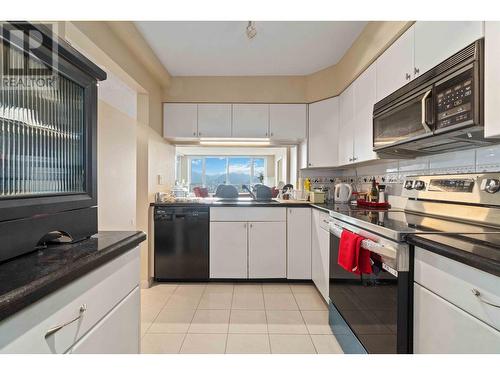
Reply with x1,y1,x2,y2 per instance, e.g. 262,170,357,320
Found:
329,222,397,260
421,89,433,133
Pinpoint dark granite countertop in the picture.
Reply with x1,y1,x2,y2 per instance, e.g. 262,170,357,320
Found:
150,199,333,212
407,233,500,277
0,231,146,322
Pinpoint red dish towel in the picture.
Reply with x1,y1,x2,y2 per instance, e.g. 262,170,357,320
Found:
338,230,372,275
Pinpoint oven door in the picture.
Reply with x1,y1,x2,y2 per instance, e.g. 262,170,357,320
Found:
329,220,411,354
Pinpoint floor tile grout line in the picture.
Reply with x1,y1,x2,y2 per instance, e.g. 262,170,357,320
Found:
224,284,236,354
291,285,318,353
262,289,273,353
178,286,205,353
142,284,178,336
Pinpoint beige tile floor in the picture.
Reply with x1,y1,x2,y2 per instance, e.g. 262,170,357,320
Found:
140,282,344,354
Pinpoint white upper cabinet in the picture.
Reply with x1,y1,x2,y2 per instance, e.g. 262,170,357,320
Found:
197,104,232,138
484,22,500,138
163,103,198,138
414,21,484,78
353,64,378,163
308,97,339,168
376,25,415,101
232,104,270,138
269,104,307,141
338,84,355,165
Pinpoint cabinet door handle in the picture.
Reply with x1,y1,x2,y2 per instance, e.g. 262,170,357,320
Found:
348,157,353,162
405,73,411,80
270,132,274,136
193,132,196,136
45,304,87,338
414,67,420,76
198,132,202,136
472,289,500,308
243,223,247,228
249,223,253,228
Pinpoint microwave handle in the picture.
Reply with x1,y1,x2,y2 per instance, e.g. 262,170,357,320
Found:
421,89,433,132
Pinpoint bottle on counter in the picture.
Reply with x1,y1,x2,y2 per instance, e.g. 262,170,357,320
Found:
304,178,311,202
370,177,379,203
378,184,386,203
304,178,311,192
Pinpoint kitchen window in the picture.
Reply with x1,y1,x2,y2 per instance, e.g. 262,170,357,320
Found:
187,156,266,193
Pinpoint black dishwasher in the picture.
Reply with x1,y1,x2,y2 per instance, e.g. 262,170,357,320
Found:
154,206,209,281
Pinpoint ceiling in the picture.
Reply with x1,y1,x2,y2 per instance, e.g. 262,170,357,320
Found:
134,21,367,76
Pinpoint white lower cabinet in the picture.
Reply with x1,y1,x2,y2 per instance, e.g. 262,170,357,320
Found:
209,208,287,279
69,287,140,354
414,283,500,354
311,209,330,302
413,247,500,353
287,208,312,279
248,222,287,278
0,247,140,354
210,222,248,279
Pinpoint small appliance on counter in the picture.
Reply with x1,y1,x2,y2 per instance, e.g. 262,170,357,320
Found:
309,190,326,204
334,182,353,203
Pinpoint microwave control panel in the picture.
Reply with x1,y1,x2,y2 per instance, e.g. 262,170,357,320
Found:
436,73,474,129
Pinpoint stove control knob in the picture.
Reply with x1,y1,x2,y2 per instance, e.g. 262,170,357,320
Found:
483,179,500,194
414,180,426,191
404,180,414,190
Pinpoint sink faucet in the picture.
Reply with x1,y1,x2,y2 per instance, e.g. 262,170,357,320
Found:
242,185,256,200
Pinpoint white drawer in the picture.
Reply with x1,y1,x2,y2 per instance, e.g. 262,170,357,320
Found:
318,211,330,231
414,283,500,354
210,207,286,222
68,287,140,354
0,247,140,353
415,247,500,331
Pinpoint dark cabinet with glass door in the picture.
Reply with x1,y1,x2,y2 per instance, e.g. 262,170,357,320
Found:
0,22,106,262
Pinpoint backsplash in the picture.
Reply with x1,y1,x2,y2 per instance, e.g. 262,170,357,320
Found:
300,143,500,196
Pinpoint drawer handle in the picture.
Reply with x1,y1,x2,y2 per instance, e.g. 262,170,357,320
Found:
45,304,87,338
472,289,500,308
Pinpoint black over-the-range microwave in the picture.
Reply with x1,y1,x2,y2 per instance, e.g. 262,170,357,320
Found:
372,38,497,158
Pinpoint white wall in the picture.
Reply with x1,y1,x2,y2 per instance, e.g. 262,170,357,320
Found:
98,71,138,120
97,74,138,231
